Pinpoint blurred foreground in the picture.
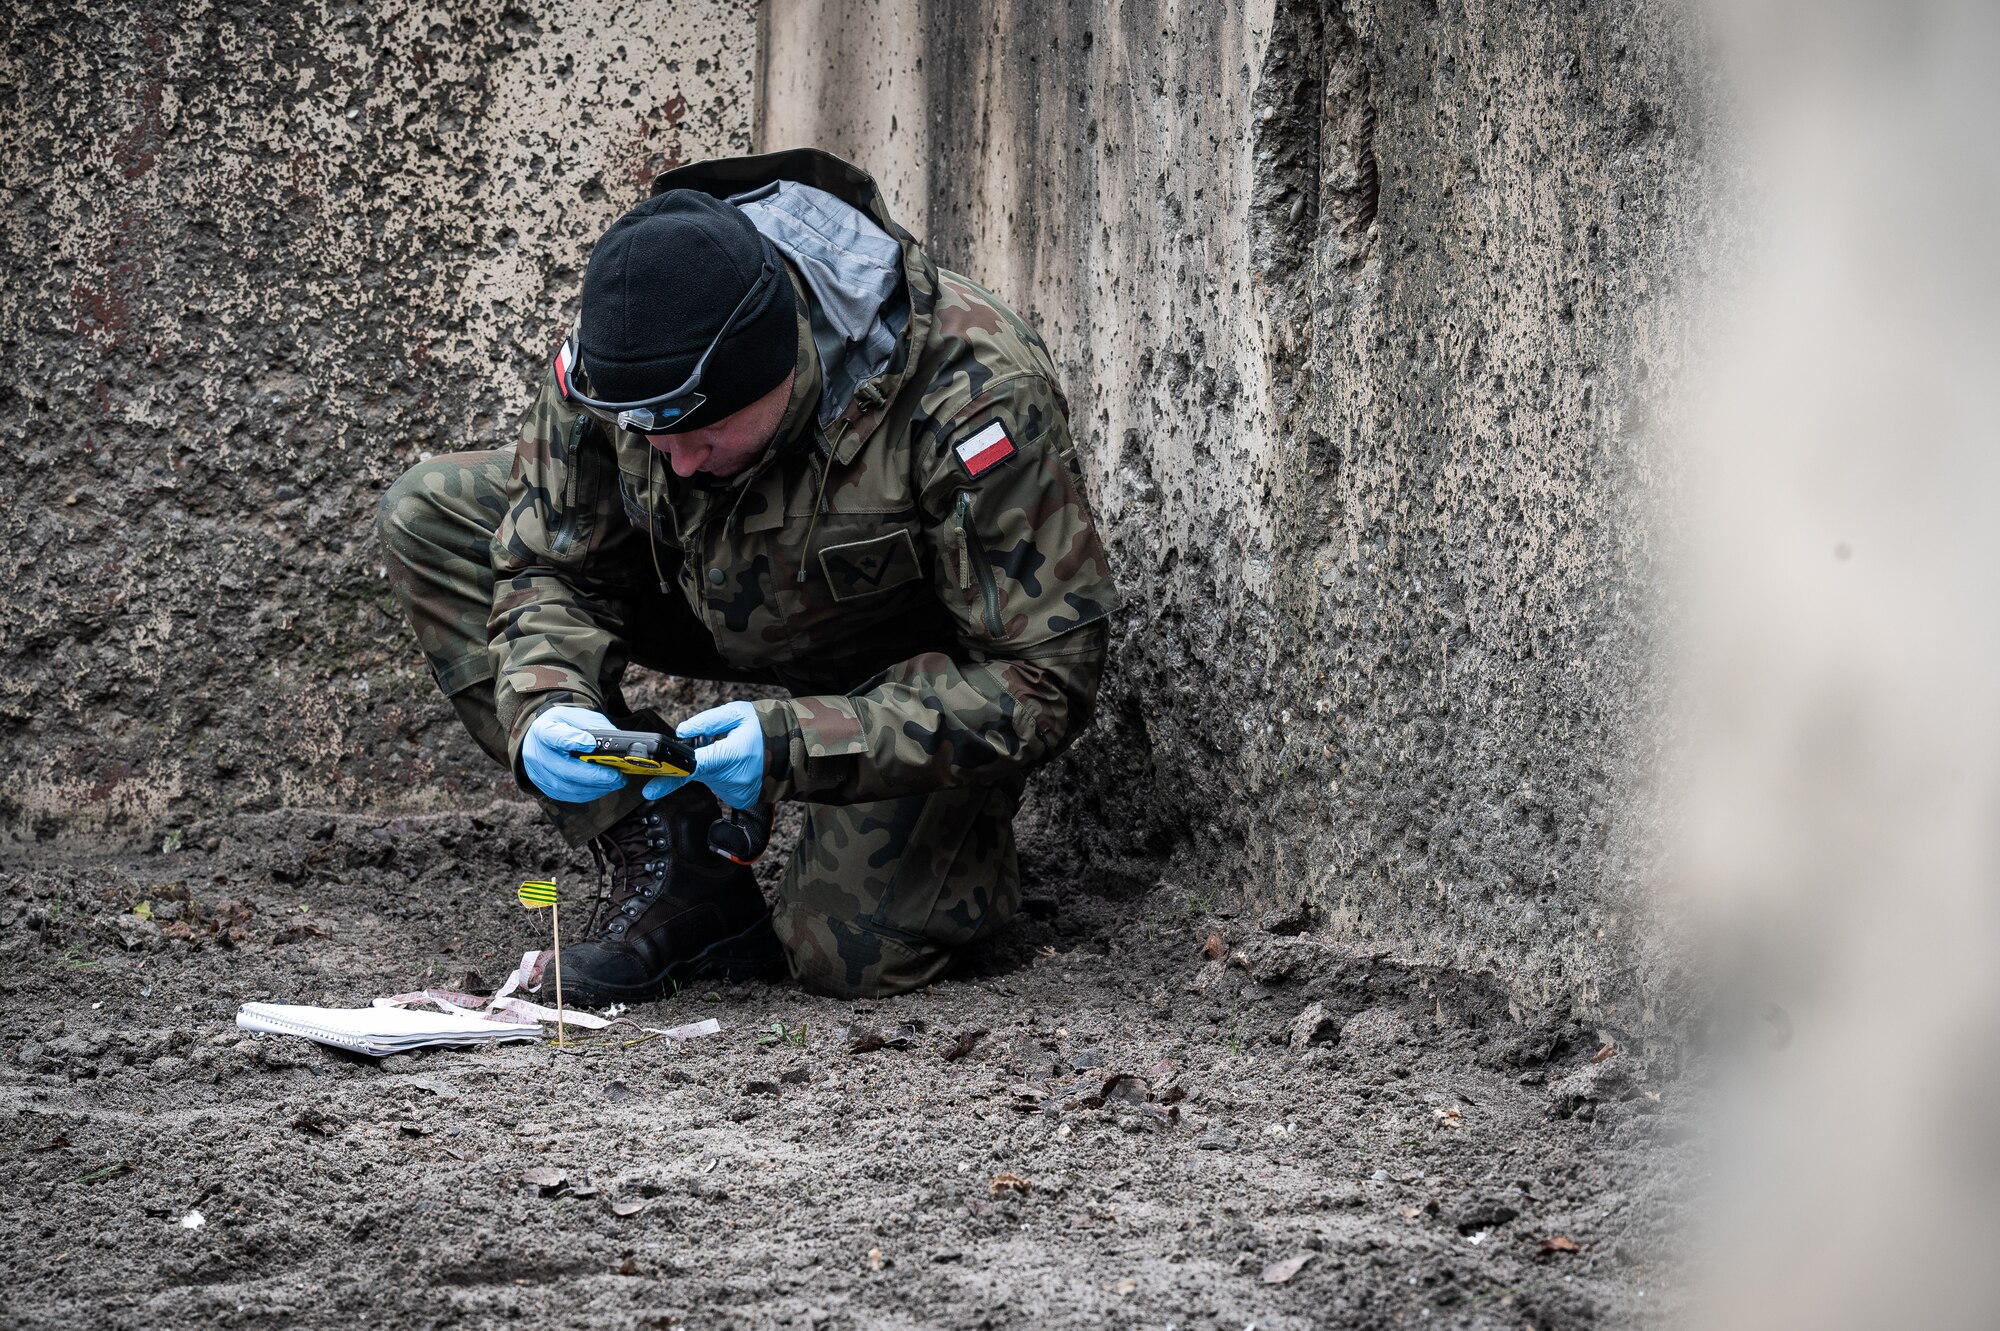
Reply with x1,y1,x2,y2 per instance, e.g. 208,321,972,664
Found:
1682,1,2000,1326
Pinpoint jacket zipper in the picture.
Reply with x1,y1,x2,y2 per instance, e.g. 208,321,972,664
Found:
550,415,590,554
955,491,1003,637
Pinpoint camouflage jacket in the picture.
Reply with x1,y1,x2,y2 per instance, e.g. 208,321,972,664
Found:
489,149,1120,806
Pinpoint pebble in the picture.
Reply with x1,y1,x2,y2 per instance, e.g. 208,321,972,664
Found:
1289,1002,1341,1052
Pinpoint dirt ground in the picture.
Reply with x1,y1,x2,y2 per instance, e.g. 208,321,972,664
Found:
2,802,1695,1330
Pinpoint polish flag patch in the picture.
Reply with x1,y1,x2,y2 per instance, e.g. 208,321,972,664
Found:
954,421,1017,479
552,341,573,400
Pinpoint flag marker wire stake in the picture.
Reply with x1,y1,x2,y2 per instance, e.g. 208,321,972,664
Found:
517,879,565,1046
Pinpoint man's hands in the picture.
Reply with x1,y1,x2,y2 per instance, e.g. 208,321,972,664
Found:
676,700,766,810
523,700,764,808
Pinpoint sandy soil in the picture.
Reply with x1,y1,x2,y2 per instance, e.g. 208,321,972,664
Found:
2,803,1693,1330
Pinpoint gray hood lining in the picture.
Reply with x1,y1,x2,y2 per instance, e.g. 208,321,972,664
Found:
731,179,908,428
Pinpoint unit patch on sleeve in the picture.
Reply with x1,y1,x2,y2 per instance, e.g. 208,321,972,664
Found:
953,420,1017,479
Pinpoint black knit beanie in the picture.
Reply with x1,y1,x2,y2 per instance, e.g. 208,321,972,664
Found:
576,190,796,432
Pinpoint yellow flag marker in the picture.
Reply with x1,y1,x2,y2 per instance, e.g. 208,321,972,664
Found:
517,879,566,1045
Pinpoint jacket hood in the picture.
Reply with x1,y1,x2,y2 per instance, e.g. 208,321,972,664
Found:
652,149,935,458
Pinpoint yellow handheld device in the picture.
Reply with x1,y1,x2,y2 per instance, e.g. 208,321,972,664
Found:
575,727,699,778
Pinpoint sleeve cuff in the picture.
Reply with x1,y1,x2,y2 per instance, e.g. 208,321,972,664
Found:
753,698,798,804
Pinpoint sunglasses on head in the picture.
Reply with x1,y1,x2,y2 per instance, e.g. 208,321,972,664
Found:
554,259,778,434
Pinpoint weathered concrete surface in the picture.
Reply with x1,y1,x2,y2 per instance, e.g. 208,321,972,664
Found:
4,0,1708,1031
0,1,757,844
763,0,1707,1028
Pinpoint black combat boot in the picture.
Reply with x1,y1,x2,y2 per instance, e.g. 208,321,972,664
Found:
560,785,785,1006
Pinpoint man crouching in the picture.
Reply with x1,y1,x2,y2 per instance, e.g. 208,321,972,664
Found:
377,149,1119,1002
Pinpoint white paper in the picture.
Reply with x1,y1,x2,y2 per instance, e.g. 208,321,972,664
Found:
646,1017,722,1040
235,1002,541,1057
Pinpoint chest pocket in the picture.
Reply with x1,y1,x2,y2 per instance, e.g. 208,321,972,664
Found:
817,529,923,602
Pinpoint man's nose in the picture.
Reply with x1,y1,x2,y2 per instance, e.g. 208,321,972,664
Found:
655,435,707,477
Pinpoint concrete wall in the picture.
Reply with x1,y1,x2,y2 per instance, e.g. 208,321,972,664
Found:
0,0,757,845
4,0,1706,1028
763,0,1706,1027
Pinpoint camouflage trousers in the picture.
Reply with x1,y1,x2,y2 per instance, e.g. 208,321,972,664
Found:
376,449,1021,998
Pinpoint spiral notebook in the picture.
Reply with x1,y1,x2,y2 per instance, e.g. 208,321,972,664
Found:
235,1002,542,1056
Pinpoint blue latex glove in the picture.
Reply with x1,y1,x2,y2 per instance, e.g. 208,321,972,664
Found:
521,705,630,804
672,700,766,809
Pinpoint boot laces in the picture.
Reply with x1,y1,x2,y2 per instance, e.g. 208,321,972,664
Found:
585,807,671,937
